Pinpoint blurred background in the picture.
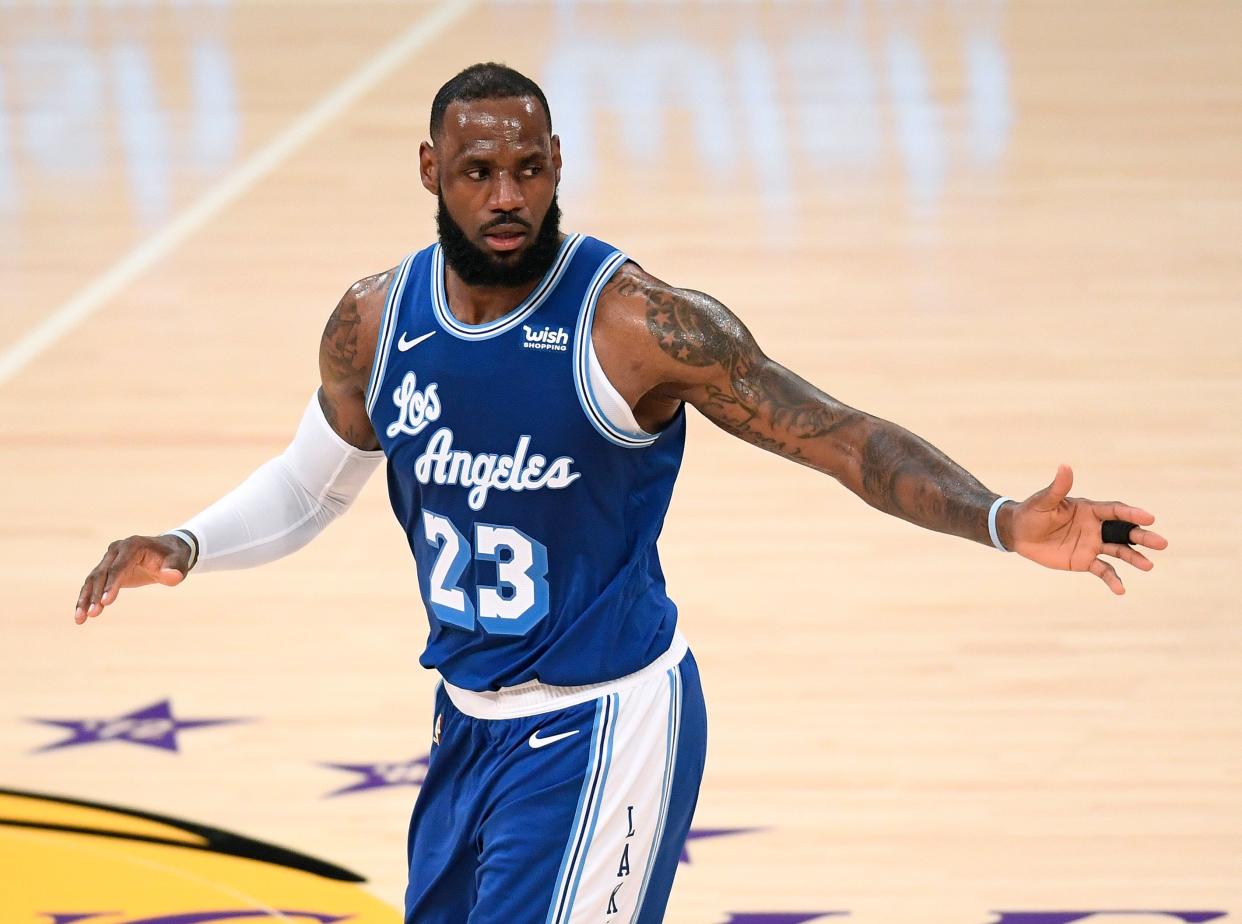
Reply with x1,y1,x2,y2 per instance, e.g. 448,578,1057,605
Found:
1,2,1239,922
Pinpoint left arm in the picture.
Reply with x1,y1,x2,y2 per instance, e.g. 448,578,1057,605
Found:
598,265,1167,593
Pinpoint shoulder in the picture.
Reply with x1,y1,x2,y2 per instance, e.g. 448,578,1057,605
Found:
596,261,758,371
319,267,397,389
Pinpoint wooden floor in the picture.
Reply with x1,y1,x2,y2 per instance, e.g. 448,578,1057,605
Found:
2,1,1239,921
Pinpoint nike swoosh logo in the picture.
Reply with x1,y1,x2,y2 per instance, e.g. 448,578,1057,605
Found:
528,729,579,750
397,331,436,351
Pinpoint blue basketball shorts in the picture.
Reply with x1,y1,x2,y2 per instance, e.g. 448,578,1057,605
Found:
404,634,707,924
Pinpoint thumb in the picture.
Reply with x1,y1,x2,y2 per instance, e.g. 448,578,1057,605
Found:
155,567,185,587
1029,463,1073,511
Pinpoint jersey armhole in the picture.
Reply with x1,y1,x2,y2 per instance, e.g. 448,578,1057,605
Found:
364,252,417,416
573,253,661,449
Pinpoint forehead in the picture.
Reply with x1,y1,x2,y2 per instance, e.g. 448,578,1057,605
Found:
439,96,550,159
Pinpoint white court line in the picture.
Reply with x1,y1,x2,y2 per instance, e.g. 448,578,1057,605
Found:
0,0,476,388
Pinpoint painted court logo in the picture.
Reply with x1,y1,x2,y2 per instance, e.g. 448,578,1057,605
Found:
522,324,569,351
2,789,398,922
29,699,244,753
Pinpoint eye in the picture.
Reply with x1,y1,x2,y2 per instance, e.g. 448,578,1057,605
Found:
465,167,489,181
521,165,542,178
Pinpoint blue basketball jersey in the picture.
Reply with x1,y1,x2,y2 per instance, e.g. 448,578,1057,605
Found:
365,234,686,692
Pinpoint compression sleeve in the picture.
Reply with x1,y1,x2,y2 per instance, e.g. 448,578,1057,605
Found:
176,393,384,573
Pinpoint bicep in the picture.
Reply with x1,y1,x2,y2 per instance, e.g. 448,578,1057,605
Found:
317,270,392,452
316,385,378,452
642,284,868,475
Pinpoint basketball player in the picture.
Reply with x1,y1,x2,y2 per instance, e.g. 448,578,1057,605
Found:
73,64,1167,923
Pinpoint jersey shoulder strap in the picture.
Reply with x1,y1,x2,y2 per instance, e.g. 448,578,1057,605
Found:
364,247,427,415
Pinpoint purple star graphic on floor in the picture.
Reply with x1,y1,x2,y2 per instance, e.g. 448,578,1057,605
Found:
30,699,245,753
322,755,430,797
681,826,762,863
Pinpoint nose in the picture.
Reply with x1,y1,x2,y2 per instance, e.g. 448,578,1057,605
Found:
490,170,524,213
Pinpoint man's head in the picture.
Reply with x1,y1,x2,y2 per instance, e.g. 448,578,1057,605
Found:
421,63,562,287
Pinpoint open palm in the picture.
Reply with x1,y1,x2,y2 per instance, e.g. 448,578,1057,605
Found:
1009,464,1168,594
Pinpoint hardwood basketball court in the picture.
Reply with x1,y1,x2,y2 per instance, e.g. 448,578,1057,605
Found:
1,2,1238,921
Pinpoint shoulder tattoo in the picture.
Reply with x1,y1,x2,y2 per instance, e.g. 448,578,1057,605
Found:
321,269,392,386
606,265,758,373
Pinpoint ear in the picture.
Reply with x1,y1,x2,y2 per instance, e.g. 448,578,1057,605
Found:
551,134,562,185
419,141,438,195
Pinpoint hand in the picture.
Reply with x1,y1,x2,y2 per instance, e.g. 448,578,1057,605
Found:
74,534,193,624
1005,464,1168,595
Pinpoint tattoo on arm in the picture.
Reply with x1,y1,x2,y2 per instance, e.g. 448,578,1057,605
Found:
317,271,391,451
637,276,999,545
321,292,366,383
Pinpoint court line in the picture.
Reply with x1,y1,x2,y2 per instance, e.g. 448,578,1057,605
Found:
0,0,476,389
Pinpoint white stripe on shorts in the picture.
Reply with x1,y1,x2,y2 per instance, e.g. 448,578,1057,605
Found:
630,665,682,921
544,656,684,924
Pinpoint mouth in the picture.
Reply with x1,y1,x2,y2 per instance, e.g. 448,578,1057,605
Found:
481,225,529,254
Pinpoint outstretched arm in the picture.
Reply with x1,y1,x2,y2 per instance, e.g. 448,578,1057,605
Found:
601,265,1167,593
73,270,393,623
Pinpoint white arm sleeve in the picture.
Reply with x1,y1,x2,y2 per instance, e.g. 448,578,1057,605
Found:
176,394,384,573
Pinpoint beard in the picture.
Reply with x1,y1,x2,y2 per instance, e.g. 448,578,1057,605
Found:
436,191,562,288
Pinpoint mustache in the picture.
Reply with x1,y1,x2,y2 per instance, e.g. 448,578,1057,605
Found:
480,212,532,233
436,190,562,288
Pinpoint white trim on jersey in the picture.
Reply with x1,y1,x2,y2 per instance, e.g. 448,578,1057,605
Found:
365,251,418,415
442,632,687,720
586,338,654,441
572,250,661,448
544,659,685,924
431,233,585,340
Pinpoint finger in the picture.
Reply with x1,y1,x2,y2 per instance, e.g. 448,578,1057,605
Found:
77,552,115,620
75,571,100,623
85,549,119,618
1031,463,1074,511
100,550,137,606
1129,527,1168,551
1095,502,1156,526
1089,558,1125,595
1101,542,1153,571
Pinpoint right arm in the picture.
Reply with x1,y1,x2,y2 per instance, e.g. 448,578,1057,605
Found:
73,270,395,624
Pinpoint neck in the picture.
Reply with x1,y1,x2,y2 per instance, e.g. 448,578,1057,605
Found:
443,269,543,326
441,232,566,325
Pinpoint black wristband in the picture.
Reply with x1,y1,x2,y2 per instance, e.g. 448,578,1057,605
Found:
1101,520,1138,546
163,529,199,570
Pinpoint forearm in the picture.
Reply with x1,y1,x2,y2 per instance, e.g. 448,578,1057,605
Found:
178,393,383,572
833,413,1004,546
699,360,1005,546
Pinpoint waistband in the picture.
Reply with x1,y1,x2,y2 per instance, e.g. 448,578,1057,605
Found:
441,631,689,721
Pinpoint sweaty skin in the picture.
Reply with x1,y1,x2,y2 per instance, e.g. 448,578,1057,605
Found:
74,92,1168,623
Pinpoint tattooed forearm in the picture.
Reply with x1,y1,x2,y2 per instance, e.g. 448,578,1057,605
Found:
853,419,997,543
638,275,999,545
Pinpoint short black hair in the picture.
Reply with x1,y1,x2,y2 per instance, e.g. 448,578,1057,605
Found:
429,62,552,139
